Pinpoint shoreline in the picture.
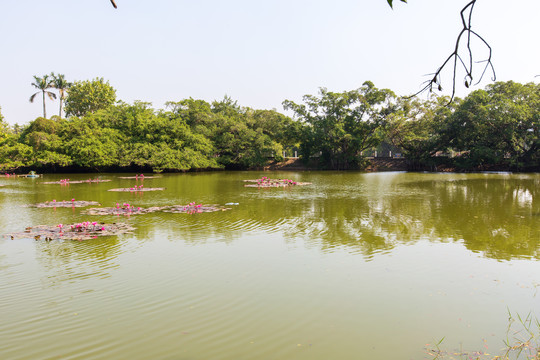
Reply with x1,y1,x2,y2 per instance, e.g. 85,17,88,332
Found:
2,157,539,175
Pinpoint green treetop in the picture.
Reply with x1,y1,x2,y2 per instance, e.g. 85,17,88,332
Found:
64,78,117,117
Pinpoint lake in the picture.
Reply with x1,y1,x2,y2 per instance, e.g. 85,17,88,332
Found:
1,171,539,359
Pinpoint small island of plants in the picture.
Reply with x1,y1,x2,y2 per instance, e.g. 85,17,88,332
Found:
82,202,231,216
108,185,165,192
41,178,112,185
25,199,101,208
6,222,135,241
244,176,311,188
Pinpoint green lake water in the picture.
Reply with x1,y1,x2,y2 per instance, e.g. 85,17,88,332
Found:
0,171,539,359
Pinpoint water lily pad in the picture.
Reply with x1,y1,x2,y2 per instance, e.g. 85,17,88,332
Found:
82,203,230,215
243,177,311,188
82,206,162,215
161,204,231,214
108,187,165,192
25,200,101,208
118,176,161,179
5,222,135,241
42,179,112,185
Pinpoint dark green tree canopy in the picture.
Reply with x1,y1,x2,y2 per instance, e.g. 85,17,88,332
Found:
283,81,396,169
447,81,539,168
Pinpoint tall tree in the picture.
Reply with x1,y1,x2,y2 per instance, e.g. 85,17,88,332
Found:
51,73,71,118
283,81,395,170
387,95,457,162
64,78,117,117
29,75,56,119
447,81,539,169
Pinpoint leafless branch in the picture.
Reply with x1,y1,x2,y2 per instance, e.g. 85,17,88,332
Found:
410,0,496,103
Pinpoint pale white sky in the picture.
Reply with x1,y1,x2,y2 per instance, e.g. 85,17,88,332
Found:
0,0,538,125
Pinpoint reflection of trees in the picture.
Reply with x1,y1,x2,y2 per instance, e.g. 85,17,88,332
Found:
19,172,540,266
425,177,540,260
158,174,539,261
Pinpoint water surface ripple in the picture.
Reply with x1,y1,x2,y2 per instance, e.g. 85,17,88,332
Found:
1,172,539,359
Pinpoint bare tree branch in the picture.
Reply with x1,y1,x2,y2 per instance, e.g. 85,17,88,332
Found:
410,0,496,103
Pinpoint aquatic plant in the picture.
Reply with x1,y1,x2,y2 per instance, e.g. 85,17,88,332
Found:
425,311,540,360
25,200,101,208
83,203,231,215
82,203,158,216
243,177,311,188
161,203,230,214
42,178,112,185
4,222,135,241
118,174,160,179
108,187,165,192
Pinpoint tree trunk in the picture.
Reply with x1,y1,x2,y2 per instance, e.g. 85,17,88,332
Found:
42,90,46,118
59,92,63,118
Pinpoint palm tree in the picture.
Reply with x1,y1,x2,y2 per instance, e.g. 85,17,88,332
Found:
29,75,56,118
51,73,71,118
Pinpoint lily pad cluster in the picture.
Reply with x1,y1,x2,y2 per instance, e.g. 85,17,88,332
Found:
82,202,156,215
5,174,244,242
82,202,231,216
162,203,231,214
244,176,311,188
118,174,160,179
108,186,165,192
5,222,135,241
25,200,101,208
42,178,112,185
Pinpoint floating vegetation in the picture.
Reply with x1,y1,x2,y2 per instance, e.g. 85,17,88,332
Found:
82,202,162,216
118,174,160,179
25,199,101,208
162,203,231,214
42,178,112,185
108,186,165,192
5,222,135,241
82,202,231,215
243,176,311,188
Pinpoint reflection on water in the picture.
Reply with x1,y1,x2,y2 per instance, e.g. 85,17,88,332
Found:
106,172,538,261
0,171,539,360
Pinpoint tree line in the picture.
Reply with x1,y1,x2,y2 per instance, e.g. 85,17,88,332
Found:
0,76,538,172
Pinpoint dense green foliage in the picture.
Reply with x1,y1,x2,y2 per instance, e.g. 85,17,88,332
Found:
1,80,538,172
283,81,396,169
387,95,459,168
447,81,539,169
64,78,117,117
